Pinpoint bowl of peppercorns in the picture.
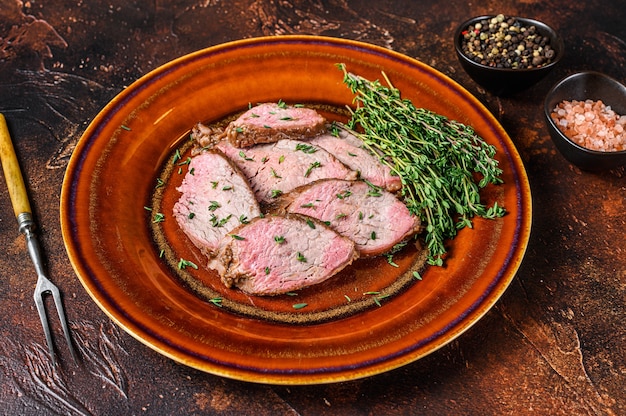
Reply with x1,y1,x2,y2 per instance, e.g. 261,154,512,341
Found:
454,14,564,95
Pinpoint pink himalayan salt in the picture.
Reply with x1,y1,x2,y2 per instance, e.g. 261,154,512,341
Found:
551,99,626,152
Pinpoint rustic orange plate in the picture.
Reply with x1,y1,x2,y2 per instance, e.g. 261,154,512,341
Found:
61,35,531,385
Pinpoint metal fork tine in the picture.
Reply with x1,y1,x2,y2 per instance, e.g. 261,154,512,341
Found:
47,278,79,362
35,274,79,364
34,280,57,365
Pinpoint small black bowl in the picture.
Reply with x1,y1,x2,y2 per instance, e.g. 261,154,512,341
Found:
544,71,626,171
454,15,564,96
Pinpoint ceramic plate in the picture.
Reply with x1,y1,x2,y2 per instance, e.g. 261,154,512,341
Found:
61,36,531,384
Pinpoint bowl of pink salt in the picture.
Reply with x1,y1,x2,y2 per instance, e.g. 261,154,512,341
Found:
544,71,626,171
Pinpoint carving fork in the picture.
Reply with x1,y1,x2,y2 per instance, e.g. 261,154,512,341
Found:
0,114,77,365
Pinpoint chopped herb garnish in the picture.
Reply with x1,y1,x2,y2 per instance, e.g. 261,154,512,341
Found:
121,124,131,131
277,99,287,109
155,178,165,188
264,266,270,275
211,181,218,189
371,231,377,240
209,297,223,307
304,161,321,178
270,167,281,178
386,254,399,267
344,295,352,302
235,127,243,133
279,155,285,163
270,189,283,198
144,206,153,212
305,218,315,229
208,201,220,211
172,149,181,164
239,214,250,224
222,185,233,191
336,213,347,220
363,291,389,307
159,249,165,258
296,252,307,262
347,152,357,157
364,180,382,197
336,190,352,199
220,214,233,227
238,151,254,161
210,213,232,227
300,202,315,208
292,303,308,310
230,234,245,240
152,213,165,223
413,271,422,280
385,241,407,267
374,294,390,306
358,211,364,220
295,143,317,154
178,258,198,270
188,212,195,219
274,235,286,244
178,157,191,166
280,116,294,121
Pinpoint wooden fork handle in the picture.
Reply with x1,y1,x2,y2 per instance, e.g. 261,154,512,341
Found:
0,114,32,218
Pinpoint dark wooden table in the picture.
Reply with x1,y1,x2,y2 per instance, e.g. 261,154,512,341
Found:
1,1,625,414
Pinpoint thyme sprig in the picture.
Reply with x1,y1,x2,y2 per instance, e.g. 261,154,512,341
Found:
338,64,505,265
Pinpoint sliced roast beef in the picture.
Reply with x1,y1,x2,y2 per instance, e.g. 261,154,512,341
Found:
223,102,327,148
173,150,261,256
308,126,402,192
209,214,359,295
272,179,421,256
215,139,358,204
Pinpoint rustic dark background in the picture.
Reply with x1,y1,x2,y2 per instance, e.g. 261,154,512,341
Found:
1,0,625,414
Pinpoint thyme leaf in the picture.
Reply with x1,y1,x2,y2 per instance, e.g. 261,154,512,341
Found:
178,258,198,270
304,161,321,178
295,143,317,154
